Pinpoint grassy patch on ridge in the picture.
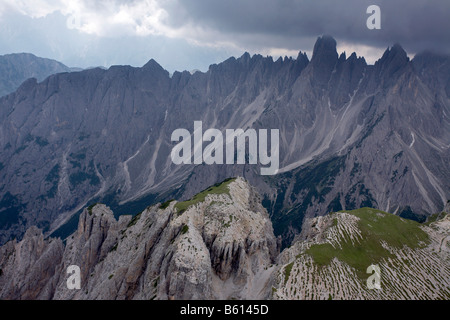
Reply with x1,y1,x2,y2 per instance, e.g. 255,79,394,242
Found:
174,178,236,214
305,207,429,278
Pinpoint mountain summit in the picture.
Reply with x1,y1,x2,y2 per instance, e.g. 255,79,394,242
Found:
312,35,338,61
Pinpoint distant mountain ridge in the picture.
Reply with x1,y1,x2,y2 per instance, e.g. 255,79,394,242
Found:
0,53,76,97
0,36,449,246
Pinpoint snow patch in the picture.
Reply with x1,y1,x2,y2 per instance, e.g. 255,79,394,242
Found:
409,132,415,148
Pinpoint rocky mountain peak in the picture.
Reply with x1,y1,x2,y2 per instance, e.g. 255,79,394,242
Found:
390,43,408,57
240,51,251,61
296,51,309,66
142,58,168,76
386,43,408,64
311,35,338,62
308,35,339,87
375,43,409,76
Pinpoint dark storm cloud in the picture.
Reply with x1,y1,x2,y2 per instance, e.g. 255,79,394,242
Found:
1,0,448,71
162,0,450,55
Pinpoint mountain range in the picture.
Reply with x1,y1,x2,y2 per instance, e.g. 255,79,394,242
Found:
0,35,449,248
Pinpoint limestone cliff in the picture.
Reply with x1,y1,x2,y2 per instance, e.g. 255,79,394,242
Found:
0,177,278,299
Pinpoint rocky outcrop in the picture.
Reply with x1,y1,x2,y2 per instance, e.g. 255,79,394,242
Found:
0,177,278,300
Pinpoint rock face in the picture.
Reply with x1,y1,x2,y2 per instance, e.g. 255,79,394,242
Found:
0,226,64,299
0,36,449,245
0,53,73,97
1,180,448,300
273,208,450,300
0,177,278,300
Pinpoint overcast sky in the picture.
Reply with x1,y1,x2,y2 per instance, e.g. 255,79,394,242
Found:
0,0,449,72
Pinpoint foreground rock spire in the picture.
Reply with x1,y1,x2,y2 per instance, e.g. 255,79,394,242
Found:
0,177,278,299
